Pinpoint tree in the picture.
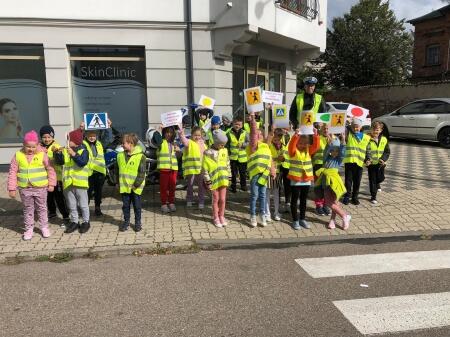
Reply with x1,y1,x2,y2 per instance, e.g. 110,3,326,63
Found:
320,0,413,88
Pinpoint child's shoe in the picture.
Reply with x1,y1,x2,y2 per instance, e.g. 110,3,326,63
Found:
119,222,129,232
213,218,223,228
161,205,170,213
186,201,193,207
219,217,228,227
169,204,176,212
48,212,57,219
41,227,51,238
65,222,79,234
284,203,291,213
300,219,311,229
292,221,301,230
342,196,350,205
23,227,34,241
198,203,204,210
134,224,142,232
343,215,351,230
94,207,103,216
327,220,336,229
323,206,331,216
250,215,257,228
260,215,268,227
61,217,70,229
274,213,281,221
370,198,378,204
265,213,272,223
79,222,90,234
315,206,325,216
351,198,360,206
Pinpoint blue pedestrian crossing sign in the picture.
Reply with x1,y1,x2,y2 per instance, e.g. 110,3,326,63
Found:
84,112,108,130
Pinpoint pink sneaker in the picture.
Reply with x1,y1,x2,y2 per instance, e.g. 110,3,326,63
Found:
41,227,51,238
343,215,351,230
327,220,336,229
23,227,34,241
219,217,228,227
213,218,223,228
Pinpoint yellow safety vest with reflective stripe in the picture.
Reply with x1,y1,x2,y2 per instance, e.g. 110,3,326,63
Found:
117,146,145,195
344,133,371,167
83,140,106,176
47,141,63,182
183,140,202,176
312,135,329,166
280,136,290,169
16,151,49,188
369,136,388,165
288,150,314,180
296,92,322,122
62,148,90,189
202,148,229,190
199,118,209,128
247,142,272,186
228,131,248,163
157,140,178,170
206,130,214,148
244,120,261,133
269,143,284,174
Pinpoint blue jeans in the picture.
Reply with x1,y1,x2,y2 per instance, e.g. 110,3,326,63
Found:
250,174,267,216
122,192,142,225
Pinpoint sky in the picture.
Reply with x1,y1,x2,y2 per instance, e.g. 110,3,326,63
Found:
327,0,447,30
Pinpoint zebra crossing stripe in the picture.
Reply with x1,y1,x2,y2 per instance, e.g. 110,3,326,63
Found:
333,292,450,335
295,250,450,278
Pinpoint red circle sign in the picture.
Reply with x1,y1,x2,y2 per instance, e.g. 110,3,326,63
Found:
351,107,364,117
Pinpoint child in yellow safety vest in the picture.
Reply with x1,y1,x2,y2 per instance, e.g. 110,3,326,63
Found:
7,130,56,240
227,115,249,192
287,128,320,230
314,135,351,230
202,129,230,228
39,125,70,226
265,127,286,222
206,115,221,147
179,126,206,209
247,112,275,228
157,126,180,213
365,121,390,204
116,133,146,232
343,118,371,205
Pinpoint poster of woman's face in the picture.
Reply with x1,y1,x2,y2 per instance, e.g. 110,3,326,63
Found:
0,98,22,140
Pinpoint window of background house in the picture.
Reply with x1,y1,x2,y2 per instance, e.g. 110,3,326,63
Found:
69,45,147,137
0,44,49,144
426,45,440,66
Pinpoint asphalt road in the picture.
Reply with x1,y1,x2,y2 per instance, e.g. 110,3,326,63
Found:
1,238,450,337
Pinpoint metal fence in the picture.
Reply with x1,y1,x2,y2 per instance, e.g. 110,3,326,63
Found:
277,0,319,20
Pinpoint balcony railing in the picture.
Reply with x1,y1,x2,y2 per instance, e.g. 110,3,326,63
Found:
277,0,319,20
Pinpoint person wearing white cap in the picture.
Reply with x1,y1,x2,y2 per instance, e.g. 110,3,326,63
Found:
342,117,371,205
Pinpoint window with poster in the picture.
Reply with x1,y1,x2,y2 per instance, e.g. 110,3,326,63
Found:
69,46,148,137
0,44,49,144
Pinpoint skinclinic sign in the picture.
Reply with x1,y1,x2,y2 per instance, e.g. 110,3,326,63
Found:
79,66,137,79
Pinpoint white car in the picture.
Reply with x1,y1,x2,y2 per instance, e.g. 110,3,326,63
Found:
373,98,450,148
325,102,371,131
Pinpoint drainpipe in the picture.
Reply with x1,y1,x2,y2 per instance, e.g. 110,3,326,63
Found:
185,0,195,124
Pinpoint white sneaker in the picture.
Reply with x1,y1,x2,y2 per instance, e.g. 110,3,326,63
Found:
260,215,268,227
186,201,193,207
371,199,378,204
250,215,257,228
265,213,272,223
377,188,382,192
274,213,281,221
161,205,170,213
169,204,176,212
213,219,223,228
198,203,204,210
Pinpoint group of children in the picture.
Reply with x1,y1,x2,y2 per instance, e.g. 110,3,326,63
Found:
7,109,389,240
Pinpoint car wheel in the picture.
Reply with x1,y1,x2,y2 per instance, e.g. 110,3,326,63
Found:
438,127,450,148
382,124,390,139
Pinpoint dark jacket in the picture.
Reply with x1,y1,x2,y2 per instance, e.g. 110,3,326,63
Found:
54,144,89,167
289,92,326,129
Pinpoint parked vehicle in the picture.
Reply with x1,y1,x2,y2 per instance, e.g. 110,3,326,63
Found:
325,102,372,131
373,98,450,148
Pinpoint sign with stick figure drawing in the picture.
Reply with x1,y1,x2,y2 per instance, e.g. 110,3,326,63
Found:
329,112,347,134
84,112,108,130
299,110,315,135
244,86,264,113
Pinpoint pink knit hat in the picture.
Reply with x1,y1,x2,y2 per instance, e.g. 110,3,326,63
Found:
23,130,39,144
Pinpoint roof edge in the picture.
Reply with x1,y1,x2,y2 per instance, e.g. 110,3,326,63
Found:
408,4,450,25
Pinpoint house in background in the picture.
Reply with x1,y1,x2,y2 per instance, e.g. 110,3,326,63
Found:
408,4,450,81
0,0,326,164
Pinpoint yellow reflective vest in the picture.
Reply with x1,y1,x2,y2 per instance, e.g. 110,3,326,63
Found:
228,130,248,163
47,141,63,182
296,92,322,122
202,148,229,190
117,146,145,195
312,135,329,167
16,151,49,188
368,136,388,165
183,140,202,176
83,140,106,176
244,120,261,133
280,135,290,169
247,142,272,186
288,149,314,180
269,143,285,174
62,148,90,189
157,140,178,170
344,132,371,167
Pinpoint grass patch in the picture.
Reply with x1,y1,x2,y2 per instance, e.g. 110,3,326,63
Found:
35,252,73,263
2,256,25,265
132,243,201,257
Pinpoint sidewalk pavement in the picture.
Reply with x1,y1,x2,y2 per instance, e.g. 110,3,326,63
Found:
0,140,449,259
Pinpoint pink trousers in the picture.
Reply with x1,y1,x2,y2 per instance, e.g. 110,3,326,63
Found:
211,186,227,220
19,187,48,230
324,188,347,220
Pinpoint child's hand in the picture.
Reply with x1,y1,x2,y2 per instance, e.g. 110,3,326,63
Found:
365,160,371,166
379,159,386,166
48,185,54,192
79,121,85,130
8,190,16,199
295,128,301,135
339,133,345,144
107,118,112,128
67,147,76,157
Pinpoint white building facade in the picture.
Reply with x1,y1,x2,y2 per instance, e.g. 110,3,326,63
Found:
0,0,326,163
